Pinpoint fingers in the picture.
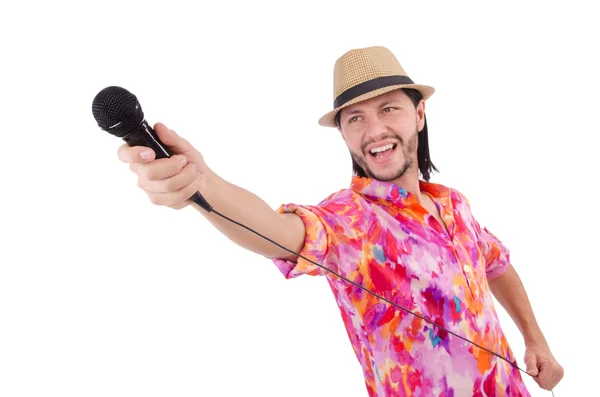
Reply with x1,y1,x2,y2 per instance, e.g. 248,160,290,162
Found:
524,353,538,377
115,122,181,164
533,361,564,391
130,154,189,181
115,122,206,210
153,122,194,154
548,365,564,390
147,173,202,208
138,162,197,193
125,152,201,209
131,155,198,209
117,143,155,163
534,361,551,388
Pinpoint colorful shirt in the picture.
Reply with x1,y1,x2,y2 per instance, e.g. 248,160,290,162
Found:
272,175,530,397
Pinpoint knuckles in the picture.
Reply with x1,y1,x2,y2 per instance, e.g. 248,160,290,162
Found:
161,176,178,192
135,160,198,208
142,167,157,181
148,194,163,205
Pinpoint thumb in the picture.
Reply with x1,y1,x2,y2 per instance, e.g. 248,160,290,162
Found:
524,352,539,376
154,122,195,155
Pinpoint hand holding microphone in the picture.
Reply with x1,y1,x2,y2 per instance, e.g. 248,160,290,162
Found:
92,86,213,211
117,123,206,210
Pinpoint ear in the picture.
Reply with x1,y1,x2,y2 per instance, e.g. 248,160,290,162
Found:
417,99,426,132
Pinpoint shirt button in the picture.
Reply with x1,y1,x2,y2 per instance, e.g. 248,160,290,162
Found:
463,264,470,272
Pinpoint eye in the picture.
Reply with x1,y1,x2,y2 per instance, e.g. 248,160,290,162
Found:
382,107,395,113
348,115,361,123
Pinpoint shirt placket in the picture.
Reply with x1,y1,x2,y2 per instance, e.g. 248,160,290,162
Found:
433,198,477,300
449,237,476,299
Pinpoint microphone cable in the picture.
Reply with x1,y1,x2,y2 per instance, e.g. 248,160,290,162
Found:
92,85,555,396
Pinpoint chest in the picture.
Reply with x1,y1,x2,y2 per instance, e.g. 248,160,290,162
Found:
347,196,487,300
421,193,450,236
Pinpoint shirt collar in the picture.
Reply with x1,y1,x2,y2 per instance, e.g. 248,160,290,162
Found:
349,175,451,205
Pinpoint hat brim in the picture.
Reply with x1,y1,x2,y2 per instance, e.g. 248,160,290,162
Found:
318,84,435,128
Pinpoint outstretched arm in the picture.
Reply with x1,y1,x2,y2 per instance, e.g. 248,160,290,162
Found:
118,122,306,262
488,265,564,391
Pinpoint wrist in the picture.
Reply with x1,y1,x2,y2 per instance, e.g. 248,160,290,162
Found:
524,328,547,348
203,165,223,191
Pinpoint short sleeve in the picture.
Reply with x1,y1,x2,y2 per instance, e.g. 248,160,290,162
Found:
476,224,512,280
271,202,339,279
269,189,366,280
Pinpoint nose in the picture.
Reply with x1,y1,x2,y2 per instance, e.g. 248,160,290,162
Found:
364,114,390,143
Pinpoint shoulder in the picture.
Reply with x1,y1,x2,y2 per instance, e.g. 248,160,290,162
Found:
277,187,367,236
313,187,371,219
445,186,483,232
428,181,475,217
317,187,358,208
277,188,356,222
449,187,471,206
424,179,472,207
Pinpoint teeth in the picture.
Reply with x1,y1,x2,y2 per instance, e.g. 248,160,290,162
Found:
370,144,394,154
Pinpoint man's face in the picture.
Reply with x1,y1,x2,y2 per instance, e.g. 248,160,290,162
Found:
338,89,425,182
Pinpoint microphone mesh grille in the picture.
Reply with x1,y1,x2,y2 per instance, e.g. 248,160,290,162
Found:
92,86,144,138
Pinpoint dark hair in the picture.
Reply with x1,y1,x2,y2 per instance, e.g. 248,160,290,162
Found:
335,88,439,181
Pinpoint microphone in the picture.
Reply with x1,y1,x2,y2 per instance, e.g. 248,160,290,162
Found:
91,86,213,212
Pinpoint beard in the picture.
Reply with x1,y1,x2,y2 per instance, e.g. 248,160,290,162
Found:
350,128,418,182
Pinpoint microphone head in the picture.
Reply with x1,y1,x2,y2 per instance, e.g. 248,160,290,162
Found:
92,86,144,138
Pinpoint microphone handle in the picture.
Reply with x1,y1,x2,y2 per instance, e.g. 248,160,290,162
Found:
122,120,213,212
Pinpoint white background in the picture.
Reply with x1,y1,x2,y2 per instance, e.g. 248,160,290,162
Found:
1,1,598,396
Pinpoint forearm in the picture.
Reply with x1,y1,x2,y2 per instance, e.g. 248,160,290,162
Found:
191,167,305,260
488,265,547,346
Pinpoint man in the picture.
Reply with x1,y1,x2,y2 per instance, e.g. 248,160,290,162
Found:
118,46,563,396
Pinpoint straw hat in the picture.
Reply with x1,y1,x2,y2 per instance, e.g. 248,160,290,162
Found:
318,46,435,128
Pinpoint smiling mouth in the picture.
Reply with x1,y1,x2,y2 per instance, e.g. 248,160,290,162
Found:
368,143,397,158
